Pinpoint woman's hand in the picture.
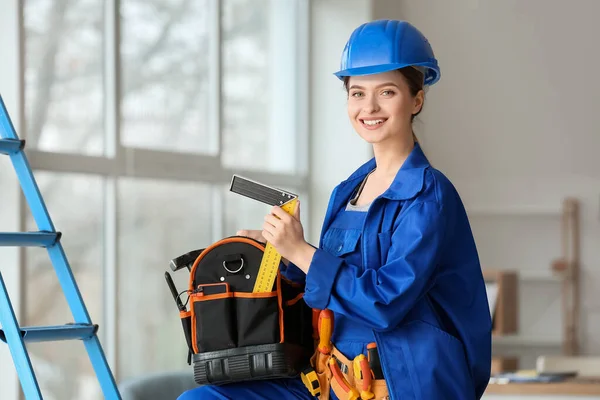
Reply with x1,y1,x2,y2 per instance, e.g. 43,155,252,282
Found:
236,229,266,244
262,201,315,273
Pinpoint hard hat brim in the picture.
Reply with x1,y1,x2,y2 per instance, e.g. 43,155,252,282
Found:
334,62,440,86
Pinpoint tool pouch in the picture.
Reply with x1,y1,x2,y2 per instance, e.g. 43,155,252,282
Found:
169,236,314,386
309,345,390,400
310,349,332,400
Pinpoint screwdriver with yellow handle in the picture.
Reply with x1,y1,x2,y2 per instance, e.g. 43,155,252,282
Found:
329,358,360,400
317,309,334,355
353,354,374,399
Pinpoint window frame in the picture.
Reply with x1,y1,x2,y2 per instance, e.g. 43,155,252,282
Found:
19,0,310,381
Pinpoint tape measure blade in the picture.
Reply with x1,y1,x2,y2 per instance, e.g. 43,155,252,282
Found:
281,200,297,214
252,198,298,293
253,243,280,292
253,242,281,293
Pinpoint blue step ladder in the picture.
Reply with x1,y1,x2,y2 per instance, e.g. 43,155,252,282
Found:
0,95,121,399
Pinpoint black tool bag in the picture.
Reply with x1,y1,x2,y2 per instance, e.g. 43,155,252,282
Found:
168,236,314,386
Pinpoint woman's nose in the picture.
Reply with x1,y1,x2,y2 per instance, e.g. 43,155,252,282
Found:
364,96,380,113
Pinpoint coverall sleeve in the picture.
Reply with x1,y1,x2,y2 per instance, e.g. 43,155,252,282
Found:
280,261,306,286
303,201,447,331
279,243,319,286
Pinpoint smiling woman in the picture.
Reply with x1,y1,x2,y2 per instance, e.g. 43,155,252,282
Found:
179,19,492,400
344,68,425,146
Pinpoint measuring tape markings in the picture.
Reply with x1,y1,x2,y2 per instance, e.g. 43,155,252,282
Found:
252,198,298,293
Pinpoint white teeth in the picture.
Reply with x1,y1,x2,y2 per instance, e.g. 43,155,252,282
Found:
363,119,384,126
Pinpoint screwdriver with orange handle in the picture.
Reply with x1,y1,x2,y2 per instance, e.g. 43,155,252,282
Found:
353,354,374,399
328,358,360,400
317,309,334,354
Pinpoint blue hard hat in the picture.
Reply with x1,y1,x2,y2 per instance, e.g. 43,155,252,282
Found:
334,20,440,86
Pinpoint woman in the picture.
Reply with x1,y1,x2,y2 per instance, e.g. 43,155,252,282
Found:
178,19,491,400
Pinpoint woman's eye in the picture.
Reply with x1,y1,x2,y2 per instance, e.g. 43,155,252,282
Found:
351,92,364,98
382,90,395,96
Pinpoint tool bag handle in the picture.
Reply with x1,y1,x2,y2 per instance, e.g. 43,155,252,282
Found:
170,248,205,272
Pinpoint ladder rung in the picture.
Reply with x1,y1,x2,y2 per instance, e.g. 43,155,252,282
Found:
0,231,61,247
0,324,98,343
0,138,24,155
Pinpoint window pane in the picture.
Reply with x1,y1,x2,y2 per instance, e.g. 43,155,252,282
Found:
117,178,214,380
25,172,104,400
24,0,104,155
27,341,103,399
0,159,18,232
120,0,216,154
223,183,271,237
221,0,301,174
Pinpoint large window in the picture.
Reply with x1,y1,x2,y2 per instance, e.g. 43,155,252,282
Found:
22,0,308,398
24,0,105,155
120,0,216,154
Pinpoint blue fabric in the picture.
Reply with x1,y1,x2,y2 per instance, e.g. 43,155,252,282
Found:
176,377,324,400
322,202,376,360
283,142,492,400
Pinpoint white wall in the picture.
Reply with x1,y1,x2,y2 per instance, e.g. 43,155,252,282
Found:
0,1,23,399
308,0,373,243
373,0,600,368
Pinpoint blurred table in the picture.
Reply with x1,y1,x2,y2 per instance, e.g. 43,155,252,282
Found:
485,377,600,396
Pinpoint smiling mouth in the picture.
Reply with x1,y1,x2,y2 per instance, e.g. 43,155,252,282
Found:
360,118,387,129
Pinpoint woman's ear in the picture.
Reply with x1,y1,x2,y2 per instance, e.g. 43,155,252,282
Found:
413,89,425,115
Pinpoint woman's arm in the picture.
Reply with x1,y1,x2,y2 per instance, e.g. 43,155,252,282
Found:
279,259,308,286
301,201,448,331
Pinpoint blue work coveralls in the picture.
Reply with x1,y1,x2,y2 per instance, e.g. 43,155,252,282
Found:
178,143,491,399
285,142,492,399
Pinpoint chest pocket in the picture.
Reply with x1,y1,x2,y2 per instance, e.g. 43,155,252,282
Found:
322,228,361,257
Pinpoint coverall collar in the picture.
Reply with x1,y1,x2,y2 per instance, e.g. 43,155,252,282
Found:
340,142,430,201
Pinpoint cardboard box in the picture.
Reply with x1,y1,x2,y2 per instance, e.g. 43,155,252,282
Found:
483,269,518,335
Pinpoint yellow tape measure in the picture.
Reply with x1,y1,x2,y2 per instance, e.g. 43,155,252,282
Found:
229,175,299,293
252,198,298,293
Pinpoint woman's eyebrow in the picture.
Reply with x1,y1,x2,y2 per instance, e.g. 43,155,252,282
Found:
349,82,400,90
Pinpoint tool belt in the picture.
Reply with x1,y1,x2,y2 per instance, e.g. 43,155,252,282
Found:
165,236,314,386
302,310,390,400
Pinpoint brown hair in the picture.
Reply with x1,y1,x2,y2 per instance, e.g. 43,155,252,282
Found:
343,67,425,142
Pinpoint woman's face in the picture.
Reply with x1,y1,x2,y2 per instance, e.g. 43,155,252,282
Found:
347,70,423,145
